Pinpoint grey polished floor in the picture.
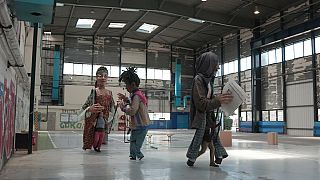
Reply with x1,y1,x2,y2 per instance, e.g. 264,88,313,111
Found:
1,130,320,180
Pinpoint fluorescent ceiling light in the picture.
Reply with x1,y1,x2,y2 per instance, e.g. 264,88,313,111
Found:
136,23,159,33
201,0,207,1
56,3,64,7
108,23,126,28
120,8,139,12
76,19,96,28
44,31,51,35
187,18,205,23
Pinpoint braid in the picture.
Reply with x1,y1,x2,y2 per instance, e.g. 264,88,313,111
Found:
119,67,140,86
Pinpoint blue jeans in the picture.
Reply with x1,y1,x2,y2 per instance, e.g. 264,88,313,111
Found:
130,129,148,159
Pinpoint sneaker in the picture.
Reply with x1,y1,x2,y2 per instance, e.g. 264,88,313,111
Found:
129,156,136,160
215,158,222,164
210,162,219,167
138,156,144,160
186,160,194,167
94,147,101,152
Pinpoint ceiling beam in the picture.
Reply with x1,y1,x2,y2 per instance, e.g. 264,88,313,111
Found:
64,5,75,35
57,0,254,28
119,0,124,7
94,8,113,37
120,11,148,38
228,0,257,24
194,1,205,17
146,17,181,42
172,23,211,45
158,0,167,10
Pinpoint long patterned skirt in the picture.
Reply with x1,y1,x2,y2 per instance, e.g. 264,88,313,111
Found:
83,115,97,150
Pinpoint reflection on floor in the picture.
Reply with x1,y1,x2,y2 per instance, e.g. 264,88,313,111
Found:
1,130,320,180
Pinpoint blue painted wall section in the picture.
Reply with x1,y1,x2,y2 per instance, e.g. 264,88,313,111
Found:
175,59,181,107
239,121,253,132
148,112,189,129
257,121,285,134
52,45,60,101
314,122,320,136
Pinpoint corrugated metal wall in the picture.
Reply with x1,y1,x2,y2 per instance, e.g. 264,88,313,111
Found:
286,80,314,136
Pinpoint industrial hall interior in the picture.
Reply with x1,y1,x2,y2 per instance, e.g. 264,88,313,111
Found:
1,0,320,179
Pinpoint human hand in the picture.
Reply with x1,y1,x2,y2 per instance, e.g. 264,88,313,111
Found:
217,92,233,104
89,103,104,113
117,93,128,101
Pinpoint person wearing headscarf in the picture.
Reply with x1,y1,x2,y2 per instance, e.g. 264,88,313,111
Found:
80,66,115,151
186,51,233,167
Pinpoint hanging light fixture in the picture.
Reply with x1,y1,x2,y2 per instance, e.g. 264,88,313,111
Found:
254,6,260,15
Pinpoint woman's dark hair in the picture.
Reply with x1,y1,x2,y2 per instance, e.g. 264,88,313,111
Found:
96,66,108,76
94,80,98,88
119,67,140,87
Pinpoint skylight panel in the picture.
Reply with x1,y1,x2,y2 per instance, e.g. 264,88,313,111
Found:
108,23,126,28
76,19,96,28
136,23,159,33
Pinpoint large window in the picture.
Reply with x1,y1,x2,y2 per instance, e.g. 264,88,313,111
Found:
261,52,268,66
63,63,74,74
275,48,282,63
285,44,294,61
316,36,320,53
304,39,312,56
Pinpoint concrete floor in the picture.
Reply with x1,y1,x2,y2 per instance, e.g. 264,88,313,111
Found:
1,130,320,180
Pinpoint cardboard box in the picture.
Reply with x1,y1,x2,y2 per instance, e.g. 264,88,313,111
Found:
267,132,278,145
219,131,232,147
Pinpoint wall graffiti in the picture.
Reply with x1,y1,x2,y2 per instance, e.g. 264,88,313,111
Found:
0,79,16,169
60,122,83,129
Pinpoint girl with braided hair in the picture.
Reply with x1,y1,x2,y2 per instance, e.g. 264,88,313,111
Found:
118,67,150,160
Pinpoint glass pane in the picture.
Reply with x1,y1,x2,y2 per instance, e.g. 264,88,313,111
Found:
275,48,282,63
247,111,252,121
147,68,155,79
217,65,222,76
316,36,320,54
231,60,238,73
261,52,268,66
240,58,246,71
294,41,303,58
285,44,294,61
82,64,92,76
63,63,74,74
73,64,83,75
270,111,277,121
241,112,247,121
154,69,163,80
304,39,312,56
110,66,119,77
277,110,283,121
268,49,276,64
121,66,128,74
162,70,171,80
262,111,269,121
246,56,251,70
93,65,100,76
224,63,229,75
137,68,146,79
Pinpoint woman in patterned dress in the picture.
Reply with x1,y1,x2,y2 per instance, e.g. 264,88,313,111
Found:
80,66,115,150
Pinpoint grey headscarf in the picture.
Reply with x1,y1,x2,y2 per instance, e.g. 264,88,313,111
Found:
195,51,219,84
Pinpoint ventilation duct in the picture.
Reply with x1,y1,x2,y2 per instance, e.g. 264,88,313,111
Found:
0,0,28,81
